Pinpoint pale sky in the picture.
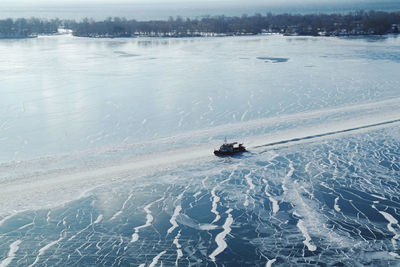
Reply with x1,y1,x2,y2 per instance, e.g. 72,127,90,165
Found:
0,0,380,3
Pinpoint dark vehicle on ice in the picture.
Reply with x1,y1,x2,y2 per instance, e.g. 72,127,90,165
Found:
214,140,246,156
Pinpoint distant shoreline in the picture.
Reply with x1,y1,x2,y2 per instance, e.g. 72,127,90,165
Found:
1,11,400,39
1,1,400,21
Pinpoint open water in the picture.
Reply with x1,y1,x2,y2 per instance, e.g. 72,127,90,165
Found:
1,34,400,266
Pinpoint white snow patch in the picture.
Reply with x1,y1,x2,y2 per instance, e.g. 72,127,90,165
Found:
29,237,63,267
149,250,166,267
167,205,182,235
209,209,234,261
266,258,276,267
297,219,317,252
334,197,341,212
0,240,22,267
211,188,221,223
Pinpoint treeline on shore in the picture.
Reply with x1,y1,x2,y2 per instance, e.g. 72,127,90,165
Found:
1,10,400,38
0,18,60,38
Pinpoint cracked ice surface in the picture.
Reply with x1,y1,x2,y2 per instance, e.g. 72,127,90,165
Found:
1,126,400,266
1,35,400,266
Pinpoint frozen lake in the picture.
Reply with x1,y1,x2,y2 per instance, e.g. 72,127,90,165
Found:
1,34,400,266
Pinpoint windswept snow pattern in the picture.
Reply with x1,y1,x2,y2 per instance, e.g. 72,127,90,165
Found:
1,35,400,266
1,127,400,266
